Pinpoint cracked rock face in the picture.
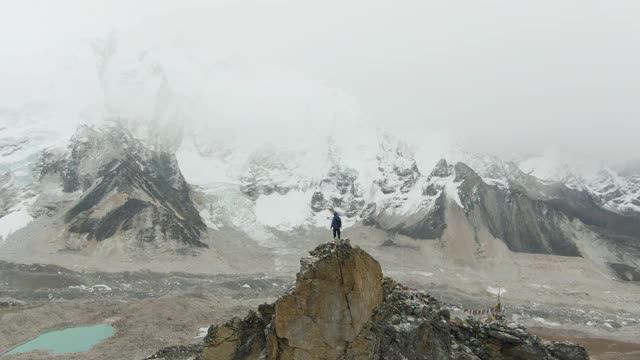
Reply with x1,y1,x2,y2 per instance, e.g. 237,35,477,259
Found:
272,241,383,358
201,240,383,360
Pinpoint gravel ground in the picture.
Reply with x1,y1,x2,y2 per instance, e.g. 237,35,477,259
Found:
1,224,640,359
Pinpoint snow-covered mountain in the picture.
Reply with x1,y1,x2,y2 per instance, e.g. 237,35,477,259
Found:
0,34,639,280
455,152,640,217
1,121,640,282
1,124,206,249
518,155,640,215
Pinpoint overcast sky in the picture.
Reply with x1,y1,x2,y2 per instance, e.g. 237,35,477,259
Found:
1,0,639,162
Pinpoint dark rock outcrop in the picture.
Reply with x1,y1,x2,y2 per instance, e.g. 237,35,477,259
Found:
145,344,203,360
431,159,455,178
396,192,447,240
454,162,581,257
196,241,589,360
608,262,640,282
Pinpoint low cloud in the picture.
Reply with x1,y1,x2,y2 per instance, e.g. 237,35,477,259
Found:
1,0,639,164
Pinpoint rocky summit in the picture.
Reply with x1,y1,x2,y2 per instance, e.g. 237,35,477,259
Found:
147,240,589,360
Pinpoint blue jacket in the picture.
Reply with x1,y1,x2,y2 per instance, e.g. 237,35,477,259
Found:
331,214,342,229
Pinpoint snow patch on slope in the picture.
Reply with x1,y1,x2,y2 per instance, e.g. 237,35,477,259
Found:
438,174,463,208
0,196,37,242
255,190,313,230
175,140,234,187
371,180,427,217
518,153,640,214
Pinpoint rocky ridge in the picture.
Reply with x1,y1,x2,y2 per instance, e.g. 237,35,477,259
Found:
516,156,640,216
147,240,590,360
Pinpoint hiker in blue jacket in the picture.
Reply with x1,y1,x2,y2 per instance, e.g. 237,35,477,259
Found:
330,212,342,239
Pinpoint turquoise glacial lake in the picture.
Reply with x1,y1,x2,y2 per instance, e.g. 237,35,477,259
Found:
3,324,115,357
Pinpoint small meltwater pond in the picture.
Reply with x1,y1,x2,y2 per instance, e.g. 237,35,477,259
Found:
2,324,115,357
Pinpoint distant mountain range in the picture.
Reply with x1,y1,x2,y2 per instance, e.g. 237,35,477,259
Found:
1,122,639,282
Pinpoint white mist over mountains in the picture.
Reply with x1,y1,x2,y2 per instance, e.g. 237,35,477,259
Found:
1,0,640,171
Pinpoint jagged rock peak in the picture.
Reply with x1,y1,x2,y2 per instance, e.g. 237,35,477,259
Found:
453,162,484,183
193,240,589,360
429,158,454,179
427,159,483,184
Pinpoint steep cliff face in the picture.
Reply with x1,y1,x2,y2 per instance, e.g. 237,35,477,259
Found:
454,163,581,257
37,125,207,248
189,241,589,360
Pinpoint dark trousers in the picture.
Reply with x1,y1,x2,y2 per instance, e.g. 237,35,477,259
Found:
333,228,341,239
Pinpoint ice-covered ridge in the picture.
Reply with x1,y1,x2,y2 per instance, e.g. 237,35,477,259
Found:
453,151,640,215
431,172,463,208
584,168,640,214
517,154,640,214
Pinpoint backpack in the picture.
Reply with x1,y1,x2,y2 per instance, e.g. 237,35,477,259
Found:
334,216,342,228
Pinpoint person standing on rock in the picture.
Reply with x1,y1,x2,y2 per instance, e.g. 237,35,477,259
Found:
331,212,342,239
